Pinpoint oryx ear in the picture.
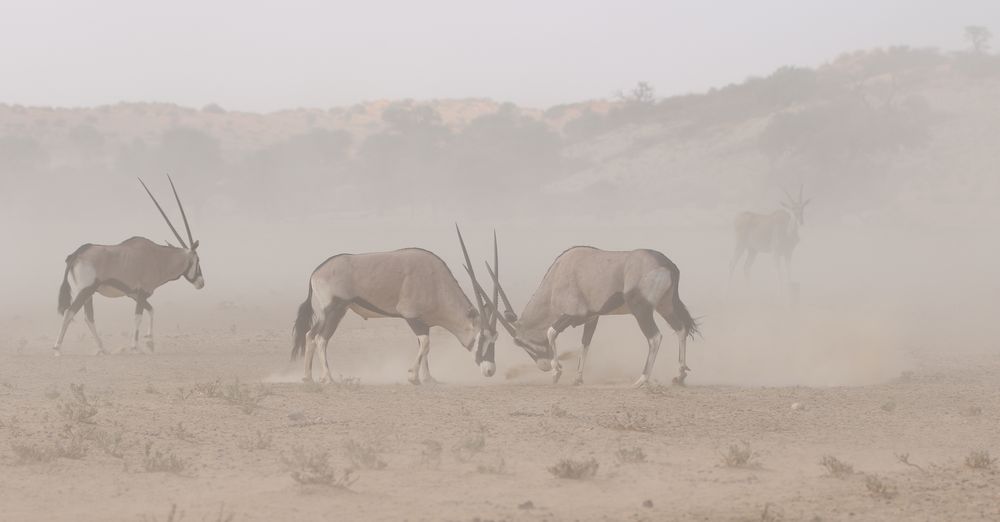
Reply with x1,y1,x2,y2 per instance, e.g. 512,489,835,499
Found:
504,311,518,322
165,240,175,248
466,308,478,320
191,240,200,250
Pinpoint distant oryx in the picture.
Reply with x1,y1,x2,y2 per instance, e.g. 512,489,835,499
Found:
729,186,810,285
290,226,499,384
53,176,204,356
473,243,699,387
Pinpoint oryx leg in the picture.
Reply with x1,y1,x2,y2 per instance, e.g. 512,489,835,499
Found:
631,307,662,388
406,320,432,385
53,286,96,356
572,317,599,386
82,298,106,355
743,249,758,280
546,325,566,384
315,305,346,384
129,298,146,353
728,243,746,285
659,299,691,385
142,301,155,352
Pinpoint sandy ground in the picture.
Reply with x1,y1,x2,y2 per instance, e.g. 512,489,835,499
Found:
1,316,998,522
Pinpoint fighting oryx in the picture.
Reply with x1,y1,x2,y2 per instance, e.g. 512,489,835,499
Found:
290,226,499,384
729,186,810,285
53,175,204,356
473,241,698,387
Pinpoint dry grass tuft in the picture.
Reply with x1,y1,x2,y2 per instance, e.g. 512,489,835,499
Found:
614,446,647,464
601,408,653,432
865,474,898,499
282,446,357,487
819,455,854,477
221,379,270,415
548,458,599,479
142,442,189,474
344,439,387,470
91,428,127,458
57,383,98,424
237,430,272,452
720,441,760,468
964,449,997,470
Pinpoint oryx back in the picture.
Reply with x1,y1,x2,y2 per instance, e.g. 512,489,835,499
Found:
66,237,189,299
735,210,793,254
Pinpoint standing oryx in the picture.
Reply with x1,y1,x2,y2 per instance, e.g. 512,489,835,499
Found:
472,241,699,387
290,226,499,384
53,175,204,356
729,186,810,286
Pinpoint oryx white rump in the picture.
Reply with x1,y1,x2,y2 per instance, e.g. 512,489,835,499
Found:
290,228,498,384
729,186,810,286
53,176,204,355
479,245,699,387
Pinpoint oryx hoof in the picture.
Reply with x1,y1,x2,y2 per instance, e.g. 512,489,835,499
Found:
144,337,155,352
551,370,563,384
408,371,421,386
672,366,690,386
52,349,62,358
572,374,584,386
632,375,649,388
94,348,108,356
301,376,314,384
422,376,440,386
319,375,332,384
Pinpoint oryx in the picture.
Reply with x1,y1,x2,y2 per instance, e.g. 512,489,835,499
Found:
729,186,810,285
53,175,204,356
290,226,499,384
473,242,699,387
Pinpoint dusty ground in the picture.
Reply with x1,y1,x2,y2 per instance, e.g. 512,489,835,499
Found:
1,317,998,522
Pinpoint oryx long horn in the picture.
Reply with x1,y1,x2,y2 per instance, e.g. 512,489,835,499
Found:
456,224,487,321
139,178,188,249
490,231,501,331
167,174,194,247
799,184,804,202
470,275,516,337
484,261,516,321
782,188,794,203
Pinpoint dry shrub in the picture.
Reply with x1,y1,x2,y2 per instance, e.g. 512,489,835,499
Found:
420,440,442,469
11,442,57,464
168,422,196,443
548,458,599,479
721,441,760,468
759,503,784,521
615,446,647,464
865,474,898,499
819,455,854,477
476,455,508,475
142,442,188,474
601,408,653,432
282,446,357,488
57,383,98,424
194,379,223,398
964,449,997,470
91,429,127,458
238,430,272,452
221,379,269,415
452,426,487,462
344,439,387,470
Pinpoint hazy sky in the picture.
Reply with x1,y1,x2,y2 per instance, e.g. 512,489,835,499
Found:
2,0,998,112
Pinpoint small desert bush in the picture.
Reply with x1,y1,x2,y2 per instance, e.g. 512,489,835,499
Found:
420,440,443,469
820,455,854,477
282,446,357,488
964,449,997,470
142,442,188,474
720,441,760,468
452,426,487,462
238,430,272,452
865,474,898,499
222,379,269,415
615,446,647,464
57,383,98,424
344,439,387,470
548,458,599,479
476,455,508,475
11,441,57,464
601,408,653,432
194,379,223,398
91,429,127,458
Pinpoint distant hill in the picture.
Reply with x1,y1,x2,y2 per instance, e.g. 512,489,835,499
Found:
3,46,998,224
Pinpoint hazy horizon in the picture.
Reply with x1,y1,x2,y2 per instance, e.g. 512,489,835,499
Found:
3,0,999,111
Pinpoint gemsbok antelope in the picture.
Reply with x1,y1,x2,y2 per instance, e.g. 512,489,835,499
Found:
729,186,810,286
473,242,699,387
290,226,499,384
53,175,204,356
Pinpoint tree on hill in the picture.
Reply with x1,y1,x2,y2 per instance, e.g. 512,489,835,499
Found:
965,26,992,54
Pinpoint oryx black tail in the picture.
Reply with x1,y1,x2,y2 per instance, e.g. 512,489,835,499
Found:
291,284,314,361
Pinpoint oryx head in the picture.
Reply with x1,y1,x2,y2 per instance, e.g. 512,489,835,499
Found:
782,185,811,226
461,232,555,371
139,175,205,289
456,225,498,377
